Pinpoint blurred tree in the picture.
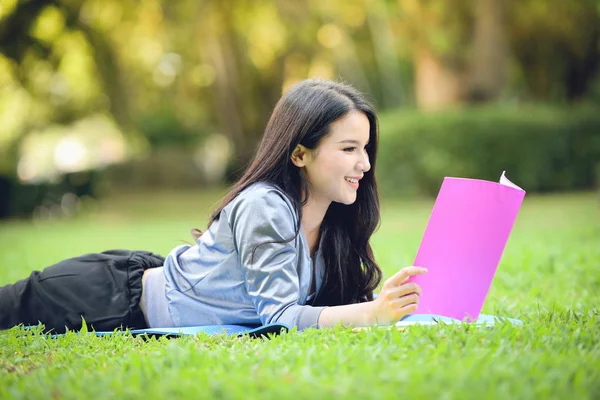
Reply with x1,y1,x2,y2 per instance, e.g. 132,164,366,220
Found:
0,0,598,218
197,0,286,170
0,0,412,180
396,0,508,109
468,0,509,102
0,0,134,217
0,0,133,132
395,0,600,108
507,0,600,101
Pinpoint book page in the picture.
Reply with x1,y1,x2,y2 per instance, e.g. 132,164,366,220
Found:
500,171,524,191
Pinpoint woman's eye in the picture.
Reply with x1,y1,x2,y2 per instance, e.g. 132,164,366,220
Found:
343,147,356,152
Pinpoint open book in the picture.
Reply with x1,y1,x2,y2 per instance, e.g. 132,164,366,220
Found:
401,171,526,326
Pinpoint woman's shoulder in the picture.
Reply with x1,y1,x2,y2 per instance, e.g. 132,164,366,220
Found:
225,182,297,221
239,181,286,198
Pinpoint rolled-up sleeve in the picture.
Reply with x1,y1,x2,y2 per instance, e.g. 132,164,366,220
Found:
228,188,326,330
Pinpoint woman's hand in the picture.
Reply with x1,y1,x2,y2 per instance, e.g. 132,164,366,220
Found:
317,266,427,328
370,266,427,325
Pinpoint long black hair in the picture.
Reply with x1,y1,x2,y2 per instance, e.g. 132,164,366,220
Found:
193,79,382,306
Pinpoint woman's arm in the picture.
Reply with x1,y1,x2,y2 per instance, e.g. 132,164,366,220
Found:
230,186,328,330
317,266,427,327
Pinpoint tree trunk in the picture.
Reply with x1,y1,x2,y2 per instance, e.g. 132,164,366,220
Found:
467,0,508,102
76,25,134,135
365,0,404,108
203,4,252,177
414,48,465,110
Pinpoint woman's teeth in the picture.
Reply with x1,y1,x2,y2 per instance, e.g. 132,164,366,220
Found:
344,177,358,183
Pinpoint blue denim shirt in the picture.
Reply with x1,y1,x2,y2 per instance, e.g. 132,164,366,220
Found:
145,182,327,330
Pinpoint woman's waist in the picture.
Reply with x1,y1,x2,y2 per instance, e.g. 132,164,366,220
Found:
141,267,172,328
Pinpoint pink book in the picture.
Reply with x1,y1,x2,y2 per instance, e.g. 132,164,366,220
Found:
407,172,526,321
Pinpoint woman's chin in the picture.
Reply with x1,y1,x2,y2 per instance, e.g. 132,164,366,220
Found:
336,194,358,205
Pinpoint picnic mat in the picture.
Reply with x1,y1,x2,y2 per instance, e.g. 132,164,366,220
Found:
94,323,292,338
17,314,521,338
93,314,521,337
395,313,522,327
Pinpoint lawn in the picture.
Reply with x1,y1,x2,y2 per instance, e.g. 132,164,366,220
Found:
0,189,598,399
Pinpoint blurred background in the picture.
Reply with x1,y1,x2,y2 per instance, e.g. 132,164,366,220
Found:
1,0,599,221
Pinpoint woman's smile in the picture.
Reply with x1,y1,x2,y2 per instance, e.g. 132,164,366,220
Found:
344,176,360,190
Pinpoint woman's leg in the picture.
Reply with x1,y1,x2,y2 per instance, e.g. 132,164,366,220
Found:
0,271,46,330
0,250,164,334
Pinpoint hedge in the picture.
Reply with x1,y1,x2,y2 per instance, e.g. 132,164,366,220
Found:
376,105,600,197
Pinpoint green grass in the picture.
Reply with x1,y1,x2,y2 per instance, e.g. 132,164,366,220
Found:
1,189,599,399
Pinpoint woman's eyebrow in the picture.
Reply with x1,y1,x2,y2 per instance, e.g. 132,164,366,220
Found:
337,139,369,145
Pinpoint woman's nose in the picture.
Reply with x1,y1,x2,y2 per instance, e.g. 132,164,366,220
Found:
359,150,371,172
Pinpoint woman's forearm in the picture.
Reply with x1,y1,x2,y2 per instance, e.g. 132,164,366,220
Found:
317,301,376,328
316,267,427,328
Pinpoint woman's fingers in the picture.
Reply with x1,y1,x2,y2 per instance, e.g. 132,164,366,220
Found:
384,266,427,289
395,302,419,317
386,282,422,298
390,293,420,310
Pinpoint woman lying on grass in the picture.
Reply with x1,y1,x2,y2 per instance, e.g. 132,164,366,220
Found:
0,79,427,334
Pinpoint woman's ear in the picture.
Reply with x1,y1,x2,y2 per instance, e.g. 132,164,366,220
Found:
291,144,310,167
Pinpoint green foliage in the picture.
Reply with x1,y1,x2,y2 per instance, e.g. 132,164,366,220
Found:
1,0,599,185
377,105,600,196
136,108,206,148
0,191,598,398
507,0,600,100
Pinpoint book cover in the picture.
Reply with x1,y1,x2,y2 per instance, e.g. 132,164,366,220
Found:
407,172,526,321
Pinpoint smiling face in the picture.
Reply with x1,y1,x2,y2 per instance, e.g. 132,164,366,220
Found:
292,110,372,207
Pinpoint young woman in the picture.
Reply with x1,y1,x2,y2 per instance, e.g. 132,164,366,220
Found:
0,79,426,334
